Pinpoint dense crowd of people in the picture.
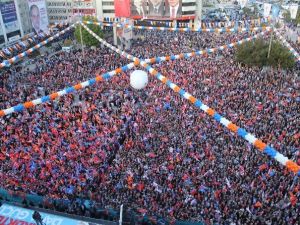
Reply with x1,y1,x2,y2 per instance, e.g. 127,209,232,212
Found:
0,26,299,225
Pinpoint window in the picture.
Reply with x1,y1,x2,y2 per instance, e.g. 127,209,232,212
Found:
102,2,114,6
103,10,115,13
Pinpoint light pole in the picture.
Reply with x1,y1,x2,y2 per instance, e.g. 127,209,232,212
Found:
79,22,85,58
267,26,274,58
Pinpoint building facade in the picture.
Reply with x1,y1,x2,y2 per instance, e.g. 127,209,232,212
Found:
95,0,115,19
46,0,73,24
0,0,31,47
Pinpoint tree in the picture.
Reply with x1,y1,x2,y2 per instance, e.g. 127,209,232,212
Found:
295,9,300,25
235,38,295,69
74,15,104,47
283,10,292,23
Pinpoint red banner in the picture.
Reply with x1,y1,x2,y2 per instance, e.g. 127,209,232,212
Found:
114,0,131,17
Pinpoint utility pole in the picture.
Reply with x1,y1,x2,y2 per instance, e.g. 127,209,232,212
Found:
79,23,85,58
267,26,274,58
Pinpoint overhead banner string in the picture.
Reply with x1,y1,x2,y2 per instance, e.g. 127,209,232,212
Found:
0,25,271,117
81,22,300,175
83,20,272,34
0,22,78,69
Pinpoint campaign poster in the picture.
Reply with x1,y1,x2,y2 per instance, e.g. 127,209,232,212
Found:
130,0,183,19
147,0,165,17
27,0,49,34
114,0,131,17
0,1,21,41
131,0,147,18
164,0,182,19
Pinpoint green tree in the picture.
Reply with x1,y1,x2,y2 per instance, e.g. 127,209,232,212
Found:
283,10,292,22
235,38,295,69
74,15,104,47
295,9,300,25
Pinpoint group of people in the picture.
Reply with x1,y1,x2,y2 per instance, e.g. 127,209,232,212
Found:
0,26,299,225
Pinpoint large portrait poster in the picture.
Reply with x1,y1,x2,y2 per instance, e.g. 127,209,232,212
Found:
164,0,182,18
27,0,49,34
131,0,147,17
115,0,185,19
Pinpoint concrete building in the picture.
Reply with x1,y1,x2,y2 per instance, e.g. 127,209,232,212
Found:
0,0,31,47
15,0,32,35
95,0,115,19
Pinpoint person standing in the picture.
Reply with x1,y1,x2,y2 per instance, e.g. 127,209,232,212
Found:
32,211,43,225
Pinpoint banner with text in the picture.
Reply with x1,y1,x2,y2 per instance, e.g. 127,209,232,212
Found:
0,204,99,225
0,1,21,42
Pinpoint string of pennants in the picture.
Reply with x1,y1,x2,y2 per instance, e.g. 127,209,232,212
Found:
274,28,300,62
0,21,298,175
84,21,271,33
0,22,74,61
96,16,270,29
82,22,300,175
0,33,50,61
138,17,271,28
0,23,77,69
0,24,273,118
0,25,270,116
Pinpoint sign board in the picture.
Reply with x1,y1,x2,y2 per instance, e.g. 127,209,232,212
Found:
0,203,102,225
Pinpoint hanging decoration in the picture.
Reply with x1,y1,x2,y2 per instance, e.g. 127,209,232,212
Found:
83,24,300,175
0,23,77,69
84,20,271,34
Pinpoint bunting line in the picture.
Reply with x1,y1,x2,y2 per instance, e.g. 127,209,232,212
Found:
138,61,300,175
0,62,134,116
274,28,300,62
82,23,271,64
83,21,272,33
82,23,300,176
0,23,78,69
143,30,271,63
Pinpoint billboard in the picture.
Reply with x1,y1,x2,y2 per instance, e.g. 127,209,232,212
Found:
131,0,147,17
73,0,96,16
115,0,183,19
164,0,182,18
0,1,21,41
28,0,49,34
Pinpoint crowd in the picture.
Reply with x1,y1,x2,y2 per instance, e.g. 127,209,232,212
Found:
0,27,299,225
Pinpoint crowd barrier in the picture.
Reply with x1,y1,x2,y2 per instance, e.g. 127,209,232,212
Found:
82,23,300,176
0,188,204,225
